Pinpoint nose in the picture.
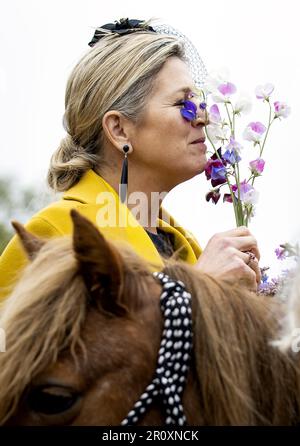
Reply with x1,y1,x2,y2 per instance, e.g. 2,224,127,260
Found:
191,110,209,128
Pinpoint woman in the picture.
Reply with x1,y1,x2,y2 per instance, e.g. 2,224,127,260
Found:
0,19,261,302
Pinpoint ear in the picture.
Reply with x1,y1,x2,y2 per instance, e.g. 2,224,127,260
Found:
11,221,46,260
102,110,134,153
70,209,126,317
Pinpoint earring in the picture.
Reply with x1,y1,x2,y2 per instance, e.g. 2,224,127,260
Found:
120,144,130,203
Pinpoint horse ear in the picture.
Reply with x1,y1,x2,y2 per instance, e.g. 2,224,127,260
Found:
11,221,46,260
70,209,126,316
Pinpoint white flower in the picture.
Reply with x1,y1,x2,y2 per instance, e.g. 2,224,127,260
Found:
234,97,252,115
203,68,231,95
255,83,275,100
206,123,229,144
274,101,291,118
236,182,259,205
243,188,259,205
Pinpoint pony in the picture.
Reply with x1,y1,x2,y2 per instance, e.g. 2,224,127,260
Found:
0,209,300,426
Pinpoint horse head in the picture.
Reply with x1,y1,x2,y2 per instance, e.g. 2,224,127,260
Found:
1,211,171,425
2,211,300,425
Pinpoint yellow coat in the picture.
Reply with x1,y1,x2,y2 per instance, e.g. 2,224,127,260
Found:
0,169,202,302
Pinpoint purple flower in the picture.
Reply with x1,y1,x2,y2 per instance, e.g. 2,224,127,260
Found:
205,154,227,187
206,189,221,204
223,137,242,165
200,102,207,110
275,247,287,260
180,100,197,121
223,193,234,203
249,158,265,175
261,271,269,283
211,165,227,181
223,149,241,164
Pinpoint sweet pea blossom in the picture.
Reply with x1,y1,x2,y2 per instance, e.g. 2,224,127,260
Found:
233,97,252,115
223,181,258,205
206,123,229,144
234,180,259,205
212,82,237,103
206,189,221,204
243,121,266,143
211,165,227,181
203,69,230,94
203,73,288,228
274,101,291,118
180,100,197,121
223,137,242,165
205,155,227,187
275,246,287,260
255,83,274,100
209,104,222,123
249,158,265,175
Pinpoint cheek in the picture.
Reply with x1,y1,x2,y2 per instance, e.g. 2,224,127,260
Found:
162,110,190,134
132,110,191,161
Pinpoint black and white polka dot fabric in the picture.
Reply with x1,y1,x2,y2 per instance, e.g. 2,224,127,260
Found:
121,271,193,426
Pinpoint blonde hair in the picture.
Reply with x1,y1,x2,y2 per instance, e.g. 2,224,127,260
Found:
48,31,185,192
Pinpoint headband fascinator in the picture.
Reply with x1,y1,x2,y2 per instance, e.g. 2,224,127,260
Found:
88,18,207,87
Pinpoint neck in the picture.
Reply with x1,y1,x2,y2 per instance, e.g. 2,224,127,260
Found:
95,163,170,234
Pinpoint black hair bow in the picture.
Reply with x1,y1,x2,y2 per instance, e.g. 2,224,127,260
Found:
88,18,156,47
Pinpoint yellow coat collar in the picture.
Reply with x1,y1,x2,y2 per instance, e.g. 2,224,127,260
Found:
63,170,201,268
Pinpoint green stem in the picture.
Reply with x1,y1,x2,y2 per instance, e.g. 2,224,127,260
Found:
225,102,233,134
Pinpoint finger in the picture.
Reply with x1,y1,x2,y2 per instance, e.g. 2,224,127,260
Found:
228,236,260,260
240,254,261,285
218,226,251,238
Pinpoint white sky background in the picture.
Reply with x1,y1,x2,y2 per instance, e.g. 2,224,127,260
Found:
0,0,299,276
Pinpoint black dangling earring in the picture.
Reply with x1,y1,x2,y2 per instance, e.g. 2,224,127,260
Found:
120,144,129,203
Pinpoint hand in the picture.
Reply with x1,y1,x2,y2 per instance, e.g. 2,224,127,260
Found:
194,226,261,292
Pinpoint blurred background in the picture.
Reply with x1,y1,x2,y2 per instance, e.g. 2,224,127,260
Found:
0,0,299,276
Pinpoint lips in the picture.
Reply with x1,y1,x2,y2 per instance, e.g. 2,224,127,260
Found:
191,138,206,144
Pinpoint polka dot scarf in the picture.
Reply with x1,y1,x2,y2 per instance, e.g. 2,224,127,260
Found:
121,271,193,426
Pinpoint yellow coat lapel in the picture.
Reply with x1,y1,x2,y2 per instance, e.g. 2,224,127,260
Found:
63,170,201,267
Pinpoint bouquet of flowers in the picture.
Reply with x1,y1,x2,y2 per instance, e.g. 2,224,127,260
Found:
200,71,291,227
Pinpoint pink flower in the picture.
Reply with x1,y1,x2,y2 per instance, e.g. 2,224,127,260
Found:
243,121,266,143
249,158,265,175
232,180,259,205
209,104,221,123
274,101,291,118
255,83,274,100
212,82,237,103
218,82,237,96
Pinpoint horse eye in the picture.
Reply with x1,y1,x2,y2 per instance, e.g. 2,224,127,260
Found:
28,386,80,415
